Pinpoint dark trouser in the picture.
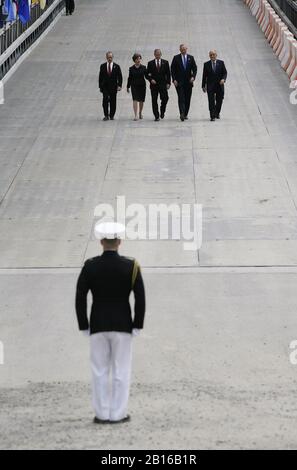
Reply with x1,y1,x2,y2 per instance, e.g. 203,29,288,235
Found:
175,83,193,117
150,86,169,118
102,91,117,118
65,0,74,14
207,85,224,118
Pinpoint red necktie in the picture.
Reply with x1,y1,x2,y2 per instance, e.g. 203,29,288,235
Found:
157,60,160,71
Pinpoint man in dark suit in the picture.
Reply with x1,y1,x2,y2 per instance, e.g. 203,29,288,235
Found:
202,50,227,121
99,51,123,121
75,222,145,424
171,44,197,121
147,49,171,121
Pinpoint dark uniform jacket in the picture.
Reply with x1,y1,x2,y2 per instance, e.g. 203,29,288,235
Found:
99,62,123,94
202,60,227,92
171,54,197,85
146,59,171,89
75,251,145,334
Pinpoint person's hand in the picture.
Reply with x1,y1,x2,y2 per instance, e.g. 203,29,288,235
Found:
151,79,157,85
81,330,89,337
202,87,207,93
220,79,225,85
132,329,141,337
173,80,178,87
117,86,122,91
190,77,195,83
127,88,130,93
166,84,170,90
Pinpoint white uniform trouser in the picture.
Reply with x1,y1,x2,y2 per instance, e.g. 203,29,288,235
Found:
90,331,132,421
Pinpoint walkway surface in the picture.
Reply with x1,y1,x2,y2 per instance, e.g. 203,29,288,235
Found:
1,0,297,449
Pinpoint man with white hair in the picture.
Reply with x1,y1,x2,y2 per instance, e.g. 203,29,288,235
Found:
202,50,227,121
75,221,146,424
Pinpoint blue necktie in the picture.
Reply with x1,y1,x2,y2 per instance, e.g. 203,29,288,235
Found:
183,55,187,70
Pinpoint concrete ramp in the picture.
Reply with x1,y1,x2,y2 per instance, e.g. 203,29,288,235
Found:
1,0,297,449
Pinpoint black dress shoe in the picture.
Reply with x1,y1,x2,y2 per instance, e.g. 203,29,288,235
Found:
210,117,215,121
154,117,160,121
160,113,165,119
110,415,131,424
216,114,220,119
180,114,185,121
109,116,114,120
103,116,109,121
184,116,188,120
93,416,109,424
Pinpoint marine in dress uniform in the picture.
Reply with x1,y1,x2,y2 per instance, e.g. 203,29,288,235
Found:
202,50,227,121
75,222,146,424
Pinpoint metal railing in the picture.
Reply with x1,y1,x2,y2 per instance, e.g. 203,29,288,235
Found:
1,0,61,54
267,0,297,37
0,0,65,79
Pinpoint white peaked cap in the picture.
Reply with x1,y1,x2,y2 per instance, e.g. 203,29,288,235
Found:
94,221,126,240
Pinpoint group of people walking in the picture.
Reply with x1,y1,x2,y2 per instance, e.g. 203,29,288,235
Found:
98,44,228,122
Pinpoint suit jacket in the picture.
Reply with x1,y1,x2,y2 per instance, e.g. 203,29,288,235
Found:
146,59,171,89
171,54,197,85
75,251,145,335
99,62,123,94
127,64,147,89
202,60,227,91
